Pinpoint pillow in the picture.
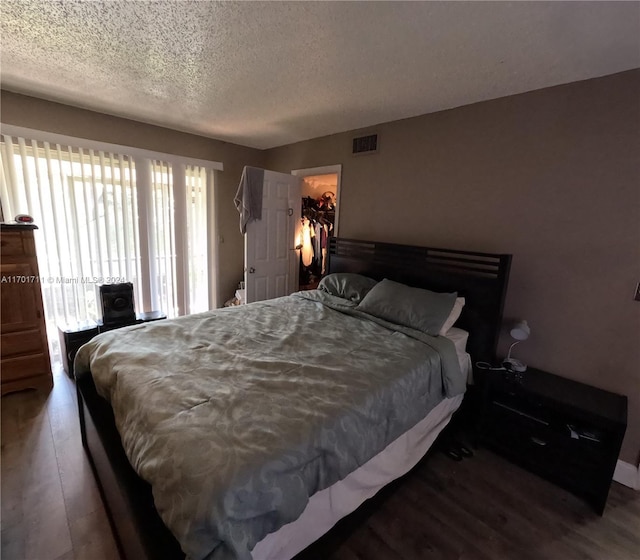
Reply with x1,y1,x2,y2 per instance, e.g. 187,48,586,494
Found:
439,297,465,335
356,278,457,335
317,273,379,303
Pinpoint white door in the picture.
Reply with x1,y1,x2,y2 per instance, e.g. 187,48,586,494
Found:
245,169,301,303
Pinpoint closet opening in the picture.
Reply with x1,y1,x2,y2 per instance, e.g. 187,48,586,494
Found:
291,165,341,290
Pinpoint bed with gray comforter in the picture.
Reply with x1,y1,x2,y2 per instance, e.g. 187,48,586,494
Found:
75,290,464,560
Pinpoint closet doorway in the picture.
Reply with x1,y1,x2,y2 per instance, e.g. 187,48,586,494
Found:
292,165,341,290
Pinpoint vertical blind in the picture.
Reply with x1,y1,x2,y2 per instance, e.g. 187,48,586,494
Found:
186,164,209,314
0,134,216,363
150,159,178,317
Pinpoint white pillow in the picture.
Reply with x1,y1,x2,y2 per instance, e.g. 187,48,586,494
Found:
439,297,465,335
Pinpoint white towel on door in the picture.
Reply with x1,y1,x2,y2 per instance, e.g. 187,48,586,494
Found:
234,166,265,234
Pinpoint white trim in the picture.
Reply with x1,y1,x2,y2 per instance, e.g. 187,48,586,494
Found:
0,124,223,171
613,460,640,490
291,165,341,176
291,164,342,237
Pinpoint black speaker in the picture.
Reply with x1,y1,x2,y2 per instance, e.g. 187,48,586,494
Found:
100,282,136,326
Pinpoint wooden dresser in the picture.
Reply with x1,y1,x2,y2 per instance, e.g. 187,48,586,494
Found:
1,224,53,394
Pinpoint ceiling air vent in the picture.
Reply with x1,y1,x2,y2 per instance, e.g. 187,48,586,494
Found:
352,134,378,155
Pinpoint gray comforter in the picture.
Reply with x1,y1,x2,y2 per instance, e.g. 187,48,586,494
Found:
75,291,464,560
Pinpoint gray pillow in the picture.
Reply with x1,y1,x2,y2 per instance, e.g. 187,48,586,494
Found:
356,278,457,335
317,273,379,303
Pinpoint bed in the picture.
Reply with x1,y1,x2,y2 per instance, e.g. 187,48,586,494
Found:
75,237,511,560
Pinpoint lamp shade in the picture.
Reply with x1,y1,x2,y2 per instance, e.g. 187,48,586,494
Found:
510,320,530,341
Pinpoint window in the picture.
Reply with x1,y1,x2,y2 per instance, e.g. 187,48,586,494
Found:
0,130,221,363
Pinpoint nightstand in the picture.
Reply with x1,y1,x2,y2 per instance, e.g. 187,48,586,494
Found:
59,312,166,376
475,366,627,515
58,321,99,377
96,311,167,333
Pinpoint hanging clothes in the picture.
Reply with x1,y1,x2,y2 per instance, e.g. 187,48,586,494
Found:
321,224,329,275
314,222,322,269
300,194,336,280
301,218,313,267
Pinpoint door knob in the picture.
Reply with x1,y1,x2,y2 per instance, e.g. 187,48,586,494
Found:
249,267,256,274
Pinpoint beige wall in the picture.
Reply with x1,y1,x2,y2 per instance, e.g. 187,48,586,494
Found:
265,70,640,464
0,91,266,304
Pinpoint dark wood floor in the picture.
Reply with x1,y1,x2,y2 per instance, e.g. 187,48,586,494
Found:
2,365,639,560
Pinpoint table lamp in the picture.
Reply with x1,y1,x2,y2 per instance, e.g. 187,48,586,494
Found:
503,320,530,372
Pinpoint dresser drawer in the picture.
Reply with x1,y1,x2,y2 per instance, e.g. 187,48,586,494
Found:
1,354,51,382
0,231,34,257
1,329,44,358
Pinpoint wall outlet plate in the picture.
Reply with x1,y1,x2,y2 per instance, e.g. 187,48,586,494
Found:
635,282,640,302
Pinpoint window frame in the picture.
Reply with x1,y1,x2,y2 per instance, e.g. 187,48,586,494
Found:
1,123,222,314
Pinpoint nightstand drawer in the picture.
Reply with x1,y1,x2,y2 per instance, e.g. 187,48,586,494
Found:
482,412,605,489
483,408,556,464
486,399,608,457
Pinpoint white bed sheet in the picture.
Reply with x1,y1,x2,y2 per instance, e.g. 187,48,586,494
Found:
251,393,464,560
444,327,473,383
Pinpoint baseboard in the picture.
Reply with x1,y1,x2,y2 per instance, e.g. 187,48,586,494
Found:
613,460,640,490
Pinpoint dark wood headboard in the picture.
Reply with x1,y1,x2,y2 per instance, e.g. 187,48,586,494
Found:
327,238,512,363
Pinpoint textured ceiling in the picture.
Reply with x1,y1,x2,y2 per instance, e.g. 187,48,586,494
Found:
2,1,639,149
